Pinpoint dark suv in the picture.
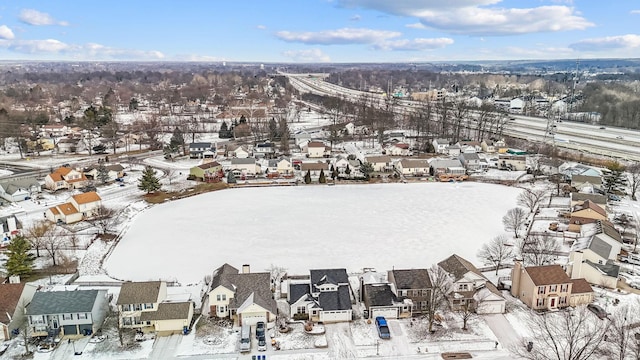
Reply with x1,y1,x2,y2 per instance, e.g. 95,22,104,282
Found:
255,321,265,339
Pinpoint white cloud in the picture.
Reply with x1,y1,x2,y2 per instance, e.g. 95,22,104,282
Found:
282,49,331,62
0,38,164,60
405,23,427,29
0,25,14,39
19,9,68,26
176,54,227,62
374,37,454,51
336,0,593,35
631,10,640,15
256,25,267,30
276,27,401,45
569,34,640,51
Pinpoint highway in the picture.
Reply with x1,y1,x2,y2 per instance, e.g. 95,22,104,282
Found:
285,73,640,162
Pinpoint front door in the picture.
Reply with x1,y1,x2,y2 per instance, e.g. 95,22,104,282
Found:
550,298,556,308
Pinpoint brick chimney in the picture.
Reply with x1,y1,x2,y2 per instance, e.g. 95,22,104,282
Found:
242,264,250,274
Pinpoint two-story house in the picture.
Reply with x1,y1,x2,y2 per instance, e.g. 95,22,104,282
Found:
306,141,330,158
26,289,108,337
117,281,167,331
365,155,393,172
395,159,430,177
0,281,38,340
208,264,277,326
568,200,608,232
567,221,622,289
290,269,353,323
45,191,102,224
189,161,223,181
438,254,505,314
432,139,450,154
189,142,214,159
510,261,594,310
83,164,125,182
387,269,432,316
0,178,41,203
44,167,88,191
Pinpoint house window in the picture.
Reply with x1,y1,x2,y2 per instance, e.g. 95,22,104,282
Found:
536,298,545,307
559,296,567,305
459,284,469,291
123,317,133,326
221,294,226,301
133,317,142,325
63,314,73,320
218,306,226,313
144,303,154,310
297,306,307,314
549,285,557,292
399,290,406,297
537,286,545,295
560,284,569,293
421,301,427,310
134,304,142,311
122,304,132,311
77,313,88,320
422,290,429,296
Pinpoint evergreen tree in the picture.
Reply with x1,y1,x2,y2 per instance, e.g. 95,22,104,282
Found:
138,166,161,194
345,164,351,178
268,118,279,141
603,160,626,194
319,169,326,183
360,162,374,180
129,98,139,111
4,235,35,277
330,165,337,180
279,117,290,155
219,121,230,138
227,170,237,184
169,127,185,154
304,170,312,184
97,164,110,184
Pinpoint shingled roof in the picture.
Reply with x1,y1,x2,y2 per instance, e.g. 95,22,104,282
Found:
364,284,398,307
438,254,484,282
0,283,26,324
117,281,164,305
27,290,101,315
389,269,432,290
210,264,276,315
524,265,571,286
140,302,192,321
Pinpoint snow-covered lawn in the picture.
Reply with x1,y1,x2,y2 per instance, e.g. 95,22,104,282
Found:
104,182,522,283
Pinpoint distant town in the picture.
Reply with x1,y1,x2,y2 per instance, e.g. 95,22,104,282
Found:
1,60,640,359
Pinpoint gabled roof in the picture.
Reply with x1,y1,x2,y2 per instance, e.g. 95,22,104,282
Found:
366,155,391,163
72,191,102,204
288,283,311,305
572,200,606,217
106,164,125,172
583,260,620,278
0,283,26,324
210,263,239,291
523,265,571,286
227,272,277,315
307,141,326,148
571,193,606,205
300,162,328,171
0,178,40,195
399,159,429,168
27,290,101,315
230,158,256,165
459,153,480,161
438,254,484,282
569,278,594,294
364,284,399,307
117,281,164,305
599,221,622,243
389,269,432,290
55,202,79,216
310,269,348,288
140,302,192,321
587,236,612,260
189,142,213,149
318,285,351,311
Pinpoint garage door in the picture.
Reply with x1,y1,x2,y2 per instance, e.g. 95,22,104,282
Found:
62,325,77,335
477,301,505,314
240,313,266,326
319,311,351,323
371,308,399,319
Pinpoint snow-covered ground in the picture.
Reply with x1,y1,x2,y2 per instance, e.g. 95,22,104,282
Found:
104,182,521,283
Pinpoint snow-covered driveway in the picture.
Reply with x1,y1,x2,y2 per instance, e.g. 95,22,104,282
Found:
484,313,522,350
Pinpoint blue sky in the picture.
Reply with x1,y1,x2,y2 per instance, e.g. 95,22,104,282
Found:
0,0,638,62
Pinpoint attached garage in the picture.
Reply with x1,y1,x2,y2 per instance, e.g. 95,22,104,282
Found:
239,313,267,327
62,324,77,335
319,310,352,323
476,300,505,314
79,324,94,336
370,307,399,320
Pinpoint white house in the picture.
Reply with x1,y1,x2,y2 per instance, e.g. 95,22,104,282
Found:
0,178,41,202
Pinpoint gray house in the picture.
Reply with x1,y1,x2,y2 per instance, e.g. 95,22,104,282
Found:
0,177,41,203
26,290,109,338
189,142,214,159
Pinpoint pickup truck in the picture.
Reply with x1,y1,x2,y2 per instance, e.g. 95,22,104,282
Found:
375,316,391,339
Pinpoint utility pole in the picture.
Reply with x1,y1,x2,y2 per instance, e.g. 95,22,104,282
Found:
569,59,580,114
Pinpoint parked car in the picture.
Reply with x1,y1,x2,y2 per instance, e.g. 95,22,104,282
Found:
599,126,606,129
257,336,267,351
256,321,265,339
609,194,621,202
587,304,608,320
616,135,624,139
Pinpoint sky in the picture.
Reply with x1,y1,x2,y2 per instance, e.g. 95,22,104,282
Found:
0,1,638,63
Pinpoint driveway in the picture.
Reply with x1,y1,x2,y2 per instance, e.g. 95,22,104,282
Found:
484,314,522,350
149,334,182,359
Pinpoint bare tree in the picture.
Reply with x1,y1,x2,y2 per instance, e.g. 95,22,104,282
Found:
478,235,514,275
41,226,66,267
503,207,528,238
518,233,561,266
627,162,640,201
266,264,288,293
92,205,118,235
510,306,611,360
25,220,54,257
426,265,454,333
607,301,640,360
518,188,549,213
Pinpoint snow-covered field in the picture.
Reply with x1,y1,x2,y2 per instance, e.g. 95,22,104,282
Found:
104,182,521,283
